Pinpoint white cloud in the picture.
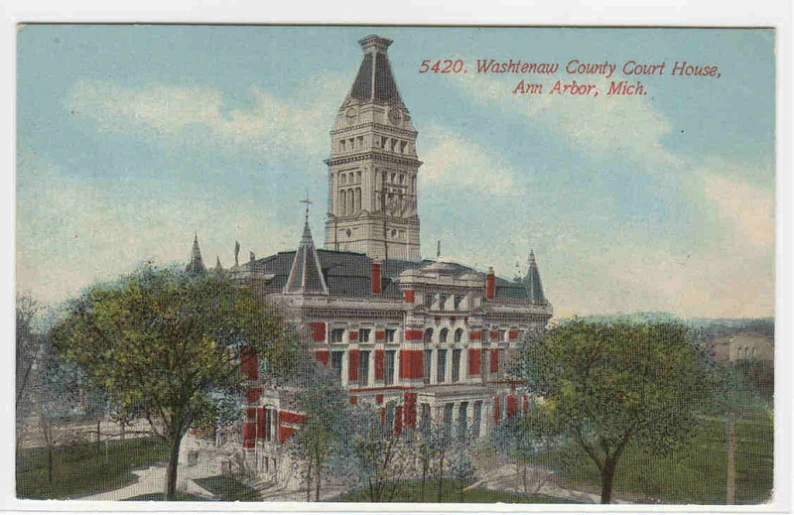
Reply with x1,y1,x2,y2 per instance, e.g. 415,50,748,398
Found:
451,71,680,166
419,125,522,196
16,150,297,307
65,77,347,164
701,172,775,249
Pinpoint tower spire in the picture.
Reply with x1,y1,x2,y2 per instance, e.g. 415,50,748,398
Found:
325,35,421,261
186,233,207,274
524,249,546,305
285,198,329,295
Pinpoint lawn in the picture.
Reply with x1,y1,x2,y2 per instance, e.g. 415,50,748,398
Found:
532,407,773,504
334,478,575,503
16,437,169,500
194,475,261,501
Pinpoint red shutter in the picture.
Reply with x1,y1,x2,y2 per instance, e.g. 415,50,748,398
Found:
507,395,518,419
468,348,481,376
375,350,385,380
348,349,359,382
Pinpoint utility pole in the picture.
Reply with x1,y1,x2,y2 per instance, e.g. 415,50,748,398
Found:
726,413,736,504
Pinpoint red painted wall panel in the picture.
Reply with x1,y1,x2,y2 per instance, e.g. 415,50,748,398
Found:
256,407,266,439
374,350,385,380
468,348,481,376
310,322,326,342
315,349,329,366
507,395,518,419
243,421,256,449
405,329,423,341
399,349,424,379
348,349,359,382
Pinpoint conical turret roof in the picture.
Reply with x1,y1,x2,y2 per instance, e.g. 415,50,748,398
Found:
284,218,329,295
186,234,207,275
523,250,546,305
344,35,404,107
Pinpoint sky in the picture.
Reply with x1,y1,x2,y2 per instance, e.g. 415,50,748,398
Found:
15,25,776,319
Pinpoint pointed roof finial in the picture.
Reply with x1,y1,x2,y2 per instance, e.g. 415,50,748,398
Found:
524,249,546,305
215,256,223,272
299,193,314,245
186,234,207,275
284,199,329,296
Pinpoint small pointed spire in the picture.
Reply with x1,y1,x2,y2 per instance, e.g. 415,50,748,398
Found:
186,234,207,275
524,249,546,305
285,198,329,296
215,256,223,272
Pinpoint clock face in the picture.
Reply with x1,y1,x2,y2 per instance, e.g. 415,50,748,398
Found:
388,108,402,125
345,107,357,125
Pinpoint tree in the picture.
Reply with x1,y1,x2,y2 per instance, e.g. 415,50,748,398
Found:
26,335,88,486
447,436,475,502
521,318,713,503
51,264,296,500
333,406,413,502
16,294,40,453
288,356,349,501
490,416,553,497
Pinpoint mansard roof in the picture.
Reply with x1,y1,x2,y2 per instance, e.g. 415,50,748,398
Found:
345,35,404,106
239,249,539,301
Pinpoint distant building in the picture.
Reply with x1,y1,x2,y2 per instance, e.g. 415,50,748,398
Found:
705,332,774,364
184,35,553,482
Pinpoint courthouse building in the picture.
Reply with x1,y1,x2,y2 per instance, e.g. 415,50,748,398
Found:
186,35,553,479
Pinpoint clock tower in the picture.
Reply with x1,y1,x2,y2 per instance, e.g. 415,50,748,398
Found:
324,35,422,262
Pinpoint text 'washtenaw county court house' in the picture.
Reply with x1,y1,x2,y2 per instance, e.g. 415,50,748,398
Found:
185,35,553,478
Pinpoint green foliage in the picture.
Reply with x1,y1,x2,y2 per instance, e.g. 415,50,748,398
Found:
49,264,297,498
51,264,294,434
16,437,169,499
334,478,577,503
734,360,774,403
193,475,261,501
288,356,351,501
521,318,715,503
534,407,773,504
331,406,415,502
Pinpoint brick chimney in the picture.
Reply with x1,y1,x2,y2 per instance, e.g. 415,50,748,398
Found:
372,261,382,294
486,266,496,300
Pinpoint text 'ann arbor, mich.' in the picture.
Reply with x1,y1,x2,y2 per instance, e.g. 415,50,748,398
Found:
417,59,722,97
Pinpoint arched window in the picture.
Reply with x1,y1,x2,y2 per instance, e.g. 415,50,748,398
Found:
347,188,353,214
356,188,362,213
439,328,449,343
340,190,347,216
423,328,434,344
454,328,463,343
